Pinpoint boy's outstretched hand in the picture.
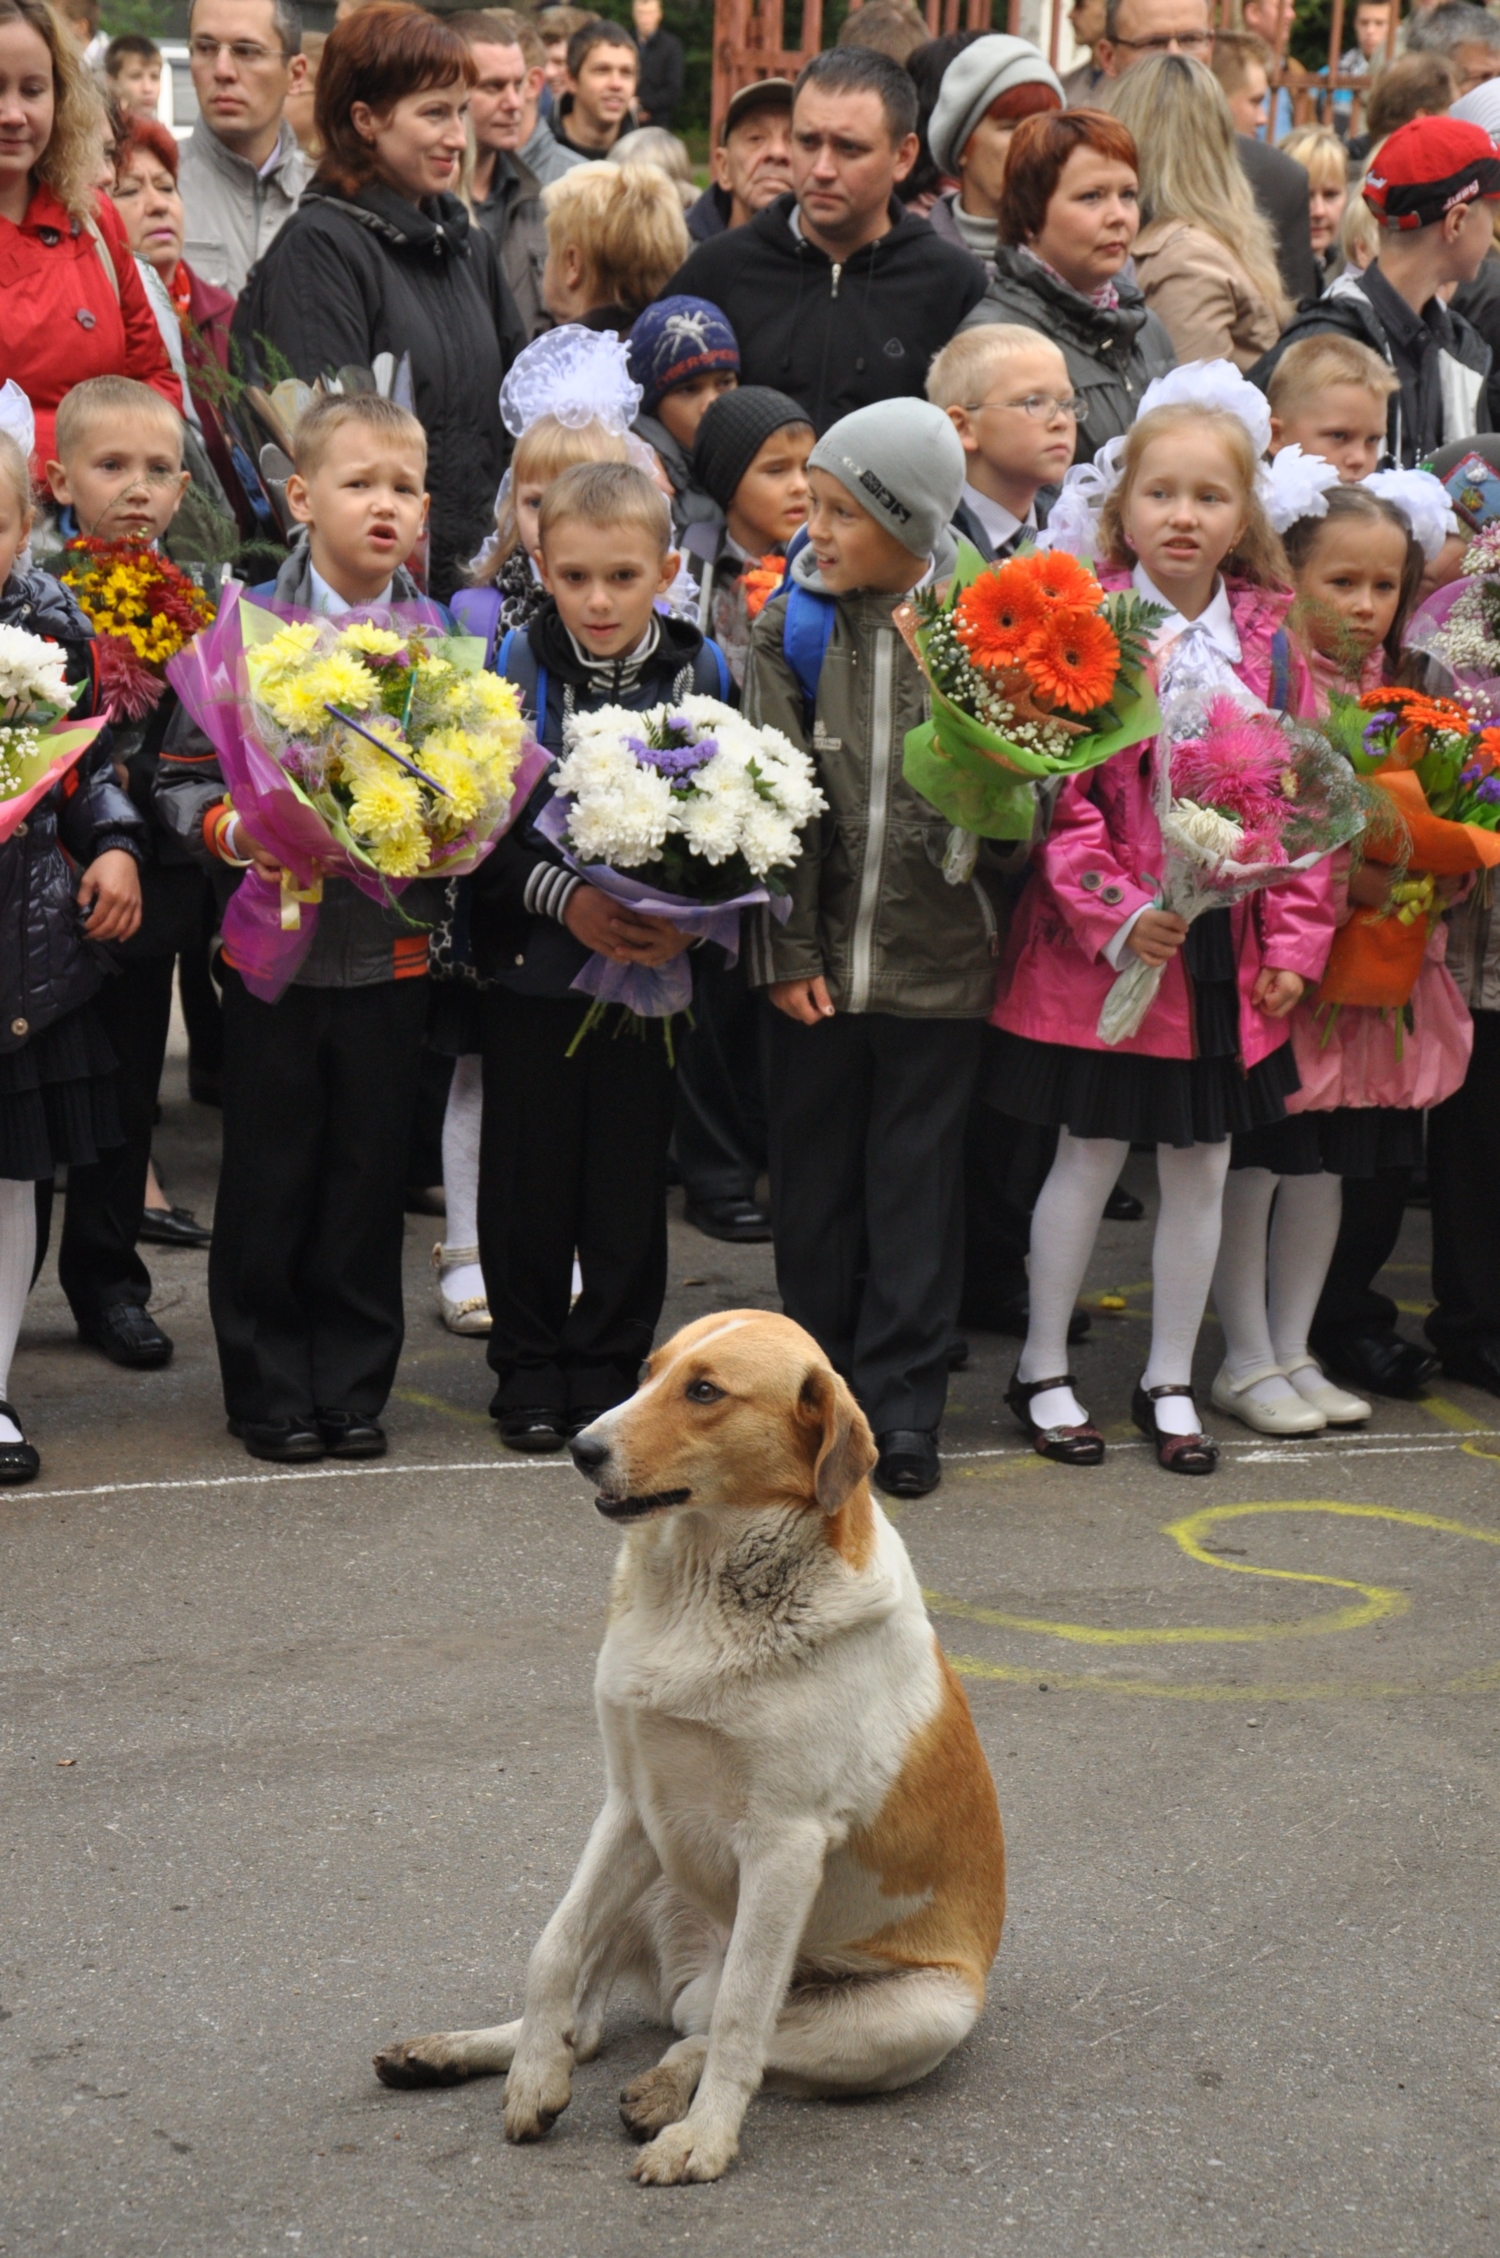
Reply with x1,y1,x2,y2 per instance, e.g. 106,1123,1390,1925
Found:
565,885,689,968
770,976,835,1025
77,849,142,943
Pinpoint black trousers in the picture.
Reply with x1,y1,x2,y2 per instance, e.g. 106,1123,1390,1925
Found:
673,950,767,1205
1427,1009,1500,1347
57,864,206,1320
478,989,677,1416
1311,1167,1413,1343
962,1062,1055,1326
209,969,428,1423
765,1010,984,1435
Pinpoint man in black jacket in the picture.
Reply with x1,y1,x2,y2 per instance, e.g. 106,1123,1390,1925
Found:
664,47,987,432
632,0,683,128
1250,114,1500,466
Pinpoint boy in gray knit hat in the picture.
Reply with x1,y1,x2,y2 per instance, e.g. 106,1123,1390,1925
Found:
744,398,1018,1501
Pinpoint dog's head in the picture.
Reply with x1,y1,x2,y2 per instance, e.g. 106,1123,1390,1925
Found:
570,1311,878,1540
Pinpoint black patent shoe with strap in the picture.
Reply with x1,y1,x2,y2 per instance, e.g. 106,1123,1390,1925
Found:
0,1399,41,1486
1004,1371,1106,1466
1132,1380,1218,1475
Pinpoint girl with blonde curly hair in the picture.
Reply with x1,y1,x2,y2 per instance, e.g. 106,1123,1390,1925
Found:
0,0,181,463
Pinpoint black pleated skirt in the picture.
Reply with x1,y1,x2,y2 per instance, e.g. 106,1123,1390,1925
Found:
985,908,1299,1149
1231,1103,1425,1179
0,1000,123,1181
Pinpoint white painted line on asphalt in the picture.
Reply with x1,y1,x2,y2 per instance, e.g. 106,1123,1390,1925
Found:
13,1458,577,1503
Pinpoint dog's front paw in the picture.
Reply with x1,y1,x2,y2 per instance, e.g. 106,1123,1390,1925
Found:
503,2050,573,2142
630,2117,738,2185
619,2062,697,2140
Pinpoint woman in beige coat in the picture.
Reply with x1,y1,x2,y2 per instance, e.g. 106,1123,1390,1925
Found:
1106,55,1290,369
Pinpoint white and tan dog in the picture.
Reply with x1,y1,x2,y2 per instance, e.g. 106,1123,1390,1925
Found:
375,1310,1006,2183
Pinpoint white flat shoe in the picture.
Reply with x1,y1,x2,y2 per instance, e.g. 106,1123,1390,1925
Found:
1210,1361,1326,1436
432,1242,491,1336
1283,1356,1371,1425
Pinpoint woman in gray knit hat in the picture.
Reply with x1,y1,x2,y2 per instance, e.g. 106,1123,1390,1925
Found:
925,32,1065,274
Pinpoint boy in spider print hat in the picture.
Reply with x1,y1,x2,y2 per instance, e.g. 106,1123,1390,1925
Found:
627,294,740,530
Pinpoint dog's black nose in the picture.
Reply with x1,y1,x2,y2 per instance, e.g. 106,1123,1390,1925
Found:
570,1432,609,1477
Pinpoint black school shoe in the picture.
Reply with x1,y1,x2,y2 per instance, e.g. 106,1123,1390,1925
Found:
873,1429,940,1498
1103,1184,1145,1221
315,1410,387,1459
0,1399,40,1485
1428,1333,1500,1398
138,1203,212,1249
77,1302,173,1369
491,1397,567,1452
683,1196,773,1244
228,1417,325,1463
1310,1327,1437,1400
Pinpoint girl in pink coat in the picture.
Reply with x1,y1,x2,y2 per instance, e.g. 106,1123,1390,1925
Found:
1211,478,1472,1435
991,391,1335,1474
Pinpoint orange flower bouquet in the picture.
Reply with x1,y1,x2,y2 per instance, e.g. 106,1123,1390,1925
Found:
897,539,1165,839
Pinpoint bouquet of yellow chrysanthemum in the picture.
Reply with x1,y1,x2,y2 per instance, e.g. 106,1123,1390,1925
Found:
168,584,544,999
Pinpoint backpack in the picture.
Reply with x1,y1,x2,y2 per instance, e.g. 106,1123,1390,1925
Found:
771,527,836,725
495,623,731,740
450,585,504,669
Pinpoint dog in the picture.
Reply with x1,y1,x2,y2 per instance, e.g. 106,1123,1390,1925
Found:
374,1310,1006,2184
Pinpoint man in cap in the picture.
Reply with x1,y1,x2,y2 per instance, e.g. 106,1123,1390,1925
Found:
925,34,1064,272
1252,113,1500,465
687,76,795,241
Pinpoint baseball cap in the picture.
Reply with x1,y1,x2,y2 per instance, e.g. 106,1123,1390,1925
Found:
720,76,794,142
1362,114,1500,231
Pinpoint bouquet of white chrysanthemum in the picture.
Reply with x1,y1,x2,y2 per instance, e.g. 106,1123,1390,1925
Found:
168,585,546,1000
0,623,106,846
535,695,825,1027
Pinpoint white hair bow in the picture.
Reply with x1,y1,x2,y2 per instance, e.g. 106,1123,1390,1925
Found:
0,380,35,464
1263,444,1341,535
498,324,644,440
1364,467,1458,565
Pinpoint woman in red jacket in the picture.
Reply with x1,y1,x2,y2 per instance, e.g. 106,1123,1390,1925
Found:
0,0,180,469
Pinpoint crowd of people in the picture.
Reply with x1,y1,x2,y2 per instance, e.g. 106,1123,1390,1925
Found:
4,0,1500,1500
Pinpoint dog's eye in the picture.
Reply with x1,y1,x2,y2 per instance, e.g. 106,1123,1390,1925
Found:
685,1379,724,1405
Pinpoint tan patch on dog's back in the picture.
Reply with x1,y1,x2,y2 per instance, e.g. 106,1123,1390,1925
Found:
842,1649,1006,2000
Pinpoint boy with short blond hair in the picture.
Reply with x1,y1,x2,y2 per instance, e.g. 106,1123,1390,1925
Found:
155,394,441,1466
470,461,731,1452
927,323,1078,559
1266,333,1397,483
745,398,1013,1500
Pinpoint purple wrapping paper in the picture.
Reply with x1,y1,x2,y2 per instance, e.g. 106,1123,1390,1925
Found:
166,582,549,1001
534,793,790,1017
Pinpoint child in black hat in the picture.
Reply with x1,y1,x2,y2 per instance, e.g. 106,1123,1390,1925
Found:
686,386,814,688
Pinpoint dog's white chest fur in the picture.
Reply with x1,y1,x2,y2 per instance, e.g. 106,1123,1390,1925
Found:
594,1503,943,1946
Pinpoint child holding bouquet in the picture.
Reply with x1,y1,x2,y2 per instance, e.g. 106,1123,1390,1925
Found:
471,461,731,1452
1212,478,1464,1429
0,422,145,1485
994,370,1335,1474
156,394,445,1466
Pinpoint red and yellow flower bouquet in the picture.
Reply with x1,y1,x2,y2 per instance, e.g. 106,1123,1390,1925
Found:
60,536,215,722
897,541,1165,839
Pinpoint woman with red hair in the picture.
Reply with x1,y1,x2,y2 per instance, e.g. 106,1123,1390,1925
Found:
233,1,526,598
925,33,1064,274
110,115,235,368
954,107,1177,460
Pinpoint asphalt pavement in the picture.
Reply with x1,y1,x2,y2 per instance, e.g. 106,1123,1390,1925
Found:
3,1050,1498,2258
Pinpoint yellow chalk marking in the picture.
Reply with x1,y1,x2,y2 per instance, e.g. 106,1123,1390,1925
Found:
389,1388,494,1430
934,1500,1500,1702
1422,1393,1500,1466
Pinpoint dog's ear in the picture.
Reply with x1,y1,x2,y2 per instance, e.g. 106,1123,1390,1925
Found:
798,1365,877,1513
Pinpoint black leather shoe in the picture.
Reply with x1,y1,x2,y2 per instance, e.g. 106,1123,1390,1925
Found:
683,1196,773,1244
1431,1334,1500,1398
566,1407,612,1439
315,1409,387,1459
493,1403,567,1452
873,1429,940,1498
137,1203,212,1249
78,1302,173,1369
962,1292,1092,1345
227,1417,325,1463
1311,1328,1437,1400
1104,1184,1145,1221
0,1398,40,1485
1005,1371,1105,1465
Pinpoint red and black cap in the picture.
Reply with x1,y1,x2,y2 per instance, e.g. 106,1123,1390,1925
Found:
1363,114,1500,231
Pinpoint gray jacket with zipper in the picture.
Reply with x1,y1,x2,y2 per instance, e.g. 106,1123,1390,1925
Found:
178,118,312,298
741,538,1012,1018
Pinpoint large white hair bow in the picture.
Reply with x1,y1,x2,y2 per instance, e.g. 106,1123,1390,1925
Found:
1263,444,1341,535
1364,467,1458,565
498,324,643,440
0,379,36,464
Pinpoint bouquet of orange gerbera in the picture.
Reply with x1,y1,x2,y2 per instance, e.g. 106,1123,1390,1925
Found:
896,541,1165,839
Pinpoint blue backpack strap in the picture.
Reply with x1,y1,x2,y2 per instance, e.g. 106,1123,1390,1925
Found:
498,625,547,738
1267,626,1292,714
450,585,504,669
783,583,835,723
691,638,731,700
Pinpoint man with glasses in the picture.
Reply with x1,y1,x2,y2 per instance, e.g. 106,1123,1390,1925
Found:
177,0,312,296
1407,2,1500,99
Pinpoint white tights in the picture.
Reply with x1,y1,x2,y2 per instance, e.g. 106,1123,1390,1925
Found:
1018,1130,1231,1437
0,1178,36,1444
1212,1167,1344,1409
439,1053,485,1306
